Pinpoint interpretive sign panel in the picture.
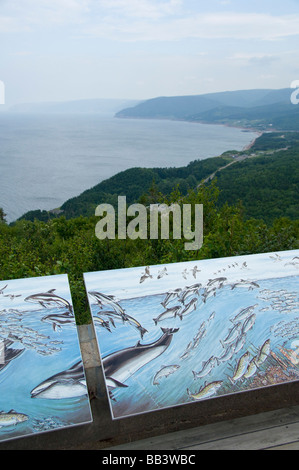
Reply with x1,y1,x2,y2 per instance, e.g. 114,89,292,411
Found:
84,250,299,420
0,274,92,443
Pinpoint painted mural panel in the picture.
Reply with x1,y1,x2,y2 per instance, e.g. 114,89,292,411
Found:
0,274,92,443
84,250,299,420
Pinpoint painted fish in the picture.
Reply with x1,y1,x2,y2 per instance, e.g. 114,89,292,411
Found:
220,322,243,347
230,304,258,323
193,321,207,342
243,358,258,379
187,381,223,401
153,364,180,385
234,333,247,354
255,339,271,366
217,343,236,363
229,351,251,382
192,356,218,380
0,409,28,428
241,314,256,334
103,327,179,388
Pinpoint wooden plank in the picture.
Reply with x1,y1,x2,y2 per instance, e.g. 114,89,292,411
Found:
108,405,299,450
267,441,299,450
182,421,299,450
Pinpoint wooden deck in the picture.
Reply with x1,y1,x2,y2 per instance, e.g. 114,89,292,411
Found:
107,405,299,450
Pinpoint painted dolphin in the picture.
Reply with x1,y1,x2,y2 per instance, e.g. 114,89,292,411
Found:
30,361,87,399
161,288,182,307
24,289,73,314
103,327,179,388
41,311,75,331
177,297,197,320
153,305,182,325
231,280,260,290
88,291,126,319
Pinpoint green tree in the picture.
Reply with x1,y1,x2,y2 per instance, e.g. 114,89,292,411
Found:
0,208,6,223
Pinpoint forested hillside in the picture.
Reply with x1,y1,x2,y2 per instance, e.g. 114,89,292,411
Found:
211,132,299,222
19,131,299,224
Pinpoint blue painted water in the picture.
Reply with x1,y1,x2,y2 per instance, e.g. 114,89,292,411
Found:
90,272,299,419
0,275,92,443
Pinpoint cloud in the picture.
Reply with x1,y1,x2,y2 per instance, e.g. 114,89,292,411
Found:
81,11,299,42
96,0,182,20
1,2,299,44
0,0,91,32
0,15,31,33
230,53,280,66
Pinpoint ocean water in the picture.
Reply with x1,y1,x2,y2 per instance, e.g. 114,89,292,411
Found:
0,113,258,222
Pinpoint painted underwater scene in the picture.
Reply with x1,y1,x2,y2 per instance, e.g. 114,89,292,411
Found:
84,250,299,420
0,274,92,443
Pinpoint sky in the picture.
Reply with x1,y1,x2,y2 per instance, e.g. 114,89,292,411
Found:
1,0,299,105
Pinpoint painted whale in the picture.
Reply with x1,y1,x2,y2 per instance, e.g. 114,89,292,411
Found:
0,339,24,372
103,327,179,388
31,361,87,399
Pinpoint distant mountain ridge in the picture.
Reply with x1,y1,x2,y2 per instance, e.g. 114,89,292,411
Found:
115,88,298,130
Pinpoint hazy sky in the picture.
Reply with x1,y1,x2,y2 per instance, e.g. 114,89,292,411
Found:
1,0,299,105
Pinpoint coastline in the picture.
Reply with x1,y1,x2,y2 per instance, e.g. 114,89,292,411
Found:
115,113,262,152
242,130,263,151
181,118,263,151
